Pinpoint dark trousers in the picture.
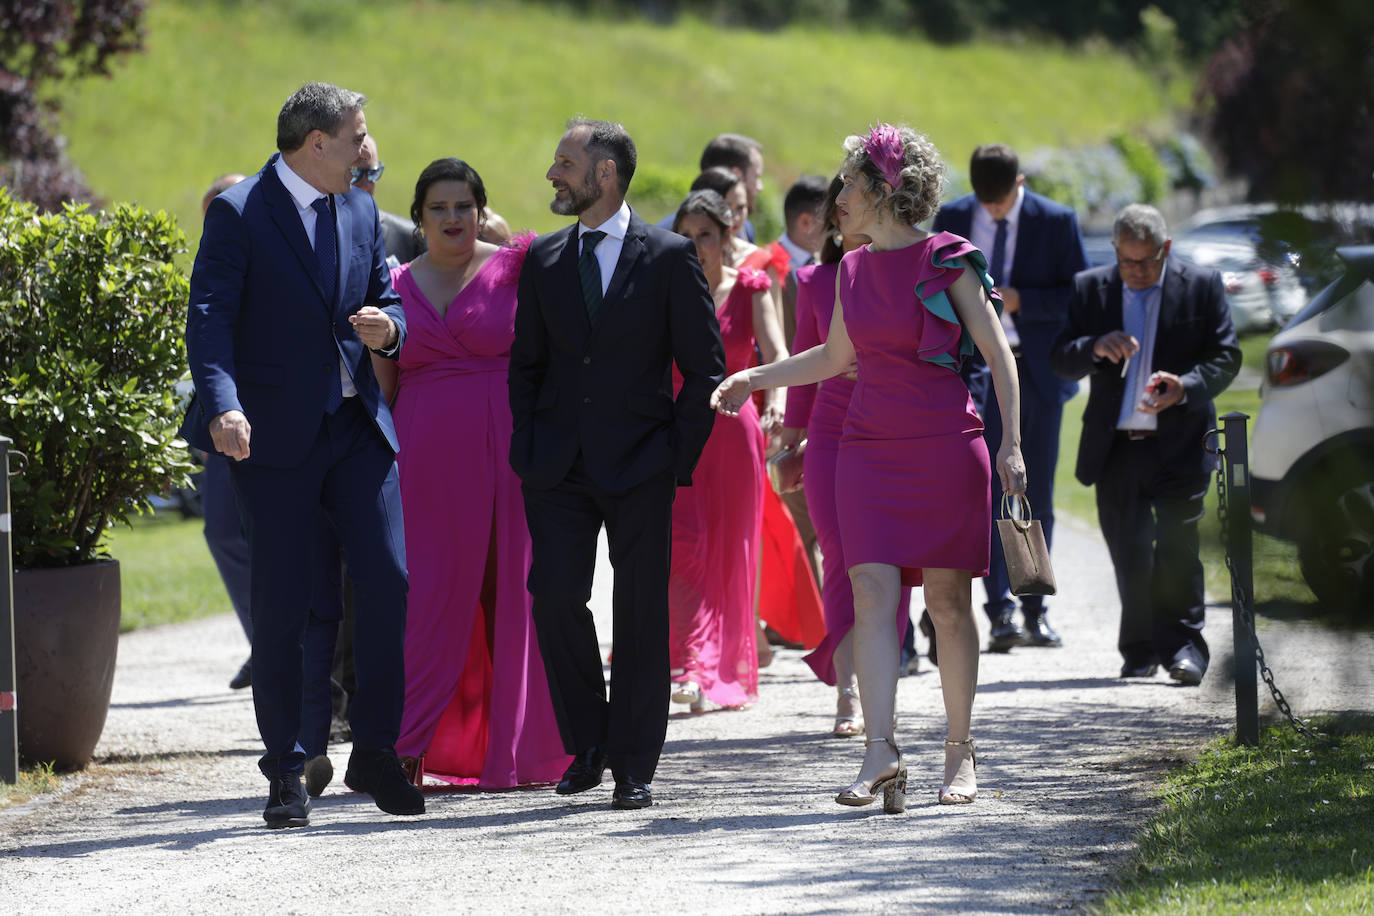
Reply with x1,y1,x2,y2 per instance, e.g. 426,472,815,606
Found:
230,398,407,778
202,453,253,642
522,458,675,784
1094,435,1209,670
965,355,1063,622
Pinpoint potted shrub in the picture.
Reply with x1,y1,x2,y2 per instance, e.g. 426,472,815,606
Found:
0,188,193,770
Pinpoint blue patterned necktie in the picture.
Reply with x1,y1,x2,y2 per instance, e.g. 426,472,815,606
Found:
579,230,607,324
312,196,338,307
311,196,343,413
989,218,1008,286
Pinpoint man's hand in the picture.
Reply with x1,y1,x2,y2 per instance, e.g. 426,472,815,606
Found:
1137,371,1184,414
995,285,1021,314
210,409,251,461
350,306,399,351
1092,330,1139,364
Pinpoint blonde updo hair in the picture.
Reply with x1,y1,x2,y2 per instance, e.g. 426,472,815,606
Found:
840,125,945,226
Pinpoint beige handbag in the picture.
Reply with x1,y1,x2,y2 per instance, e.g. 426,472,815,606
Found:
996,493,1057,596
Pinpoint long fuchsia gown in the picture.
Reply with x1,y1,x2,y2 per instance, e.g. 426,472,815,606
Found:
391,236,570,787
668,267,771,707
834,233,999,597
786,262,912,685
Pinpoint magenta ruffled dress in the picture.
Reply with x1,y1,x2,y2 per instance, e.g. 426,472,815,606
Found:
391,235,570,787
833,232,1000,590
668,267,771,707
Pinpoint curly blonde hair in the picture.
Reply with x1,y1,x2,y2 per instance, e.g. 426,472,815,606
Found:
840,125,945,226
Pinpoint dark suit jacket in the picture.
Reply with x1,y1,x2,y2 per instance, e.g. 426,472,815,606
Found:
1050,257,1241,488
182,154,406,468
379,208,420,265
934,189,1088,404
509,210,726,491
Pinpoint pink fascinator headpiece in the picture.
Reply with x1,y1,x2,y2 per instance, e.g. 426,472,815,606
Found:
864,123,905,190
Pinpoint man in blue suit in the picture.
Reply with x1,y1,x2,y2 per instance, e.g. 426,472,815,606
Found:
183,82,422,828
933,144,1088,653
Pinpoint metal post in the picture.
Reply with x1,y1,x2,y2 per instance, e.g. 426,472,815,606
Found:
1,436,18,783
1221,412,1259,746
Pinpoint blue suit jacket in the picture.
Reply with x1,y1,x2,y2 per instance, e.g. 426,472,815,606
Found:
182,154,406,468
933,189,1087,404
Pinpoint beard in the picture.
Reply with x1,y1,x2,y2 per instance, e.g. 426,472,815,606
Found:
550,168,602,216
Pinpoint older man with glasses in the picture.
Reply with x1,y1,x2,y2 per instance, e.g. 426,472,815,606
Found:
1050,203,1240,686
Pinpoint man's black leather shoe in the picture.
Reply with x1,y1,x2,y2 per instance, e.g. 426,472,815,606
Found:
987,615,1028,652
1168,658,1204,686
344,748,425,815
556,747,607,795
304,754,333,798
228,658,252,690
264,773,310,828
1024,616,1063,647
1120,662,1159,678
611,779,653,809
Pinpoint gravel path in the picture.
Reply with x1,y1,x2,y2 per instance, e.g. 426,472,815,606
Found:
2,517,1369,915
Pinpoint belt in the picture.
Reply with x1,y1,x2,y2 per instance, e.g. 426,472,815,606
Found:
1116,429,1157,441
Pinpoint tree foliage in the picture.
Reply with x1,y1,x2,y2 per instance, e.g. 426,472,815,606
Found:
0,0,145,211
1200,0,1374,203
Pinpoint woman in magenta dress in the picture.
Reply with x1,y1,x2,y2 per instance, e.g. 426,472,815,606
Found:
779,175,912,738
713,125,1026,813
371,158,569,788
668,189,789,709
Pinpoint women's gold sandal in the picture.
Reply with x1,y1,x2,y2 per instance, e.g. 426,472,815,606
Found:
939,737,977,805
835,737,907,813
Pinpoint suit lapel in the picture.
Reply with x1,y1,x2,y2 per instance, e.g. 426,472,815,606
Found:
1010,192,1040,279
1156,259,1187,356
601,216,645,314
332,193,353,315
261,157,331,311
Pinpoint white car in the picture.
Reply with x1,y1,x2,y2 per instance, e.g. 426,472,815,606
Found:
1173,237,1275,334
1249,245,1374,611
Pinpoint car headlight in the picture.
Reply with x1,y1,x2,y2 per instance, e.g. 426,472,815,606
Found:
1266,340,1350,387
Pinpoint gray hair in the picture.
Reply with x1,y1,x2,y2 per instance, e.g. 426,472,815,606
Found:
840,126,945,227
567,117,637,196
276,82,367,152
1112,204,1169,247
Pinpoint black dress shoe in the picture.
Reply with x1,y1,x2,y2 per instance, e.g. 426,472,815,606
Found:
228,658,252,690
1024,615,1063,647
1168,658,1204,686
987,615,1028,652
611,779,653,809
1120,662,1159,678
264,773,310,828
344,748,425,815
556,747,607,796
304,754,333,798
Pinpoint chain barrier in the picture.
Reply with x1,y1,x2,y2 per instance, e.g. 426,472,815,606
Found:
1211,435,1323,743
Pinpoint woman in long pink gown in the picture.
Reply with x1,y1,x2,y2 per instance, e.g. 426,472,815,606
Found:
373,158,569,788
712,126,1026,813
668,189,789,709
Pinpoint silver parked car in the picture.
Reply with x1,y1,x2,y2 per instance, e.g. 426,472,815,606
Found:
1249,245,1374,611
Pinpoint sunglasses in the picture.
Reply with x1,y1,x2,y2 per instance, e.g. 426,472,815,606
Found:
349,163,385,185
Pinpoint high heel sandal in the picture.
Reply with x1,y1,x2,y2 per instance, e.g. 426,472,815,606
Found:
939,737,977,805
835,737,907,814
832,686,864,738
671,680,702,706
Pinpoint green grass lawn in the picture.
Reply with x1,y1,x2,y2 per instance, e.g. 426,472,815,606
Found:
1098,716,1374,914
59,0,1178,261
104,509,234,633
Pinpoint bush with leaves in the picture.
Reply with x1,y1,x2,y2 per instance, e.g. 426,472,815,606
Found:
0,188,194,568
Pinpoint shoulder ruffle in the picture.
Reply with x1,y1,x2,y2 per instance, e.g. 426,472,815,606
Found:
912,232,1003,371
737,265,772,293
485,230,535,287
768,241,792,278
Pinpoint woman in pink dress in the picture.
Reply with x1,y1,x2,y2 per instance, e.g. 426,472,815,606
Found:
668,189,789,709
713,125,1026,813
371,158,569,788
779,175,913,738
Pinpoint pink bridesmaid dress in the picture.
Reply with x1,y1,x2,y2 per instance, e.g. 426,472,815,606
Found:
391,235,570,787
668,267,771,707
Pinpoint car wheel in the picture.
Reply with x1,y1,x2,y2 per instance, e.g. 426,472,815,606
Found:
1296,476,1374,613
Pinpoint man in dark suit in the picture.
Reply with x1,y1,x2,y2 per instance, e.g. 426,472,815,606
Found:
1050,204,1240,685
183,82,423,827
933,144,1088,653
510,118,725,810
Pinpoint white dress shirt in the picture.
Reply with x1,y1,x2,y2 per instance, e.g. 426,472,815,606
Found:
969,184,1024,348
274,157,358,398
1116,263,1168,431
578,201,631,296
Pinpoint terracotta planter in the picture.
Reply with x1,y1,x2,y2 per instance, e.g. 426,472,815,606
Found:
13,560,121,771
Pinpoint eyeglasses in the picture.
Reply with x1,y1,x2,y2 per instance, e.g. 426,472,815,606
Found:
1114,245,1166,269
349,163,385,185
